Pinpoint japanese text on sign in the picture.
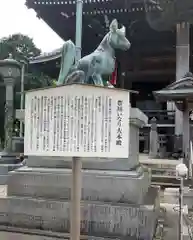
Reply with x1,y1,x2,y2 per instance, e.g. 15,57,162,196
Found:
24,84,130,158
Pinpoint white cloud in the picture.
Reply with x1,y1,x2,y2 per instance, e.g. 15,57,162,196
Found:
0,0,64,52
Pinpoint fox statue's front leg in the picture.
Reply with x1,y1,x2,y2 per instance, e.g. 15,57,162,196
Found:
92,74,104,86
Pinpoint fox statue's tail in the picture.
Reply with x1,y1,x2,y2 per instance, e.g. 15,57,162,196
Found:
57,40,76,85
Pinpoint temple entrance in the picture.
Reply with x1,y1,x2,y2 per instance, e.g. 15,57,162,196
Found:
131,81,169,111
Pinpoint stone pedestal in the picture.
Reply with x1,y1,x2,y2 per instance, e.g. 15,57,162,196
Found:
0,136,24,184
12,137,24,153
0,78,23,184
0,108,160,240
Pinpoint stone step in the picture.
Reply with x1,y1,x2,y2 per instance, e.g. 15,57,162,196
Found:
0,228,147,240
0,187,159,240
0,163,23,174
7,166,150,204
0,153,22,164
0,231,67,240
0,163,23,184
0,175,9,185
0,229,84,240
26,156,139,171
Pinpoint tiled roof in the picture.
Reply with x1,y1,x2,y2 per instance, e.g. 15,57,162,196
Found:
29,47,62,64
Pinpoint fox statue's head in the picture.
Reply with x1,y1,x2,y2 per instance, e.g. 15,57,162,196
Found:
107,19,131,51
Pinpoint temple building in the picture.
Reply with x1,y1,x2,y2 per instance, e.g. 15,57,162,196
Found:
26,0,193,157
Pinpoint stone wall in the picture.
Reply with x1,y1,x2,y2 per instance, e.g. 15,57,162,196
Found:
7,166,151,204
0,187,159,240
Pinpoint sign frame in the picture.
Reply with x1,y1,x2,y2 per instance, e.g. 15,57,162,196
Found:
24,84,130,159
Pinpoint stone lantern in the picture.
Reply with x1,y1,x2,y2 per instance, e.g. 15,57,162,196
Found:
0,54,21,154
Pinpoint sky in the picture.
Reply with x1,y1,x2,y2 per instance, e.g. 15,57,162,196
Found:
0,0,64,53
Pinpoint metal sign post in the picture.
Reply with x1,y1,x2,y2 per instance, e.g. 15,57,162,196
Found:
71,157,82,240
24,84,130,240
72,2,84,236
179,177,183,240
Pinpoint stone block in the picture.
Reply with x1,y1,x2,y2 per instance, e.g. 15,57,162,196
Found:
0,163,23,184
0,153,20,164
179,188,193,209
0,175,9,185
8,166,151,204
164,188,179,204
0,231,73,239
0,164,22,175
12,137,24,153
164,187,192,208
0,186,159,240
15,109,24,121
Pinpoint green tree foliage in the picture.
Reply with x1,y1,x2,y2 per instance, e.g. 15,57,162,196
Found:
24,70,54,91
0,33,53,108
0,33,41,60
0,33,55,139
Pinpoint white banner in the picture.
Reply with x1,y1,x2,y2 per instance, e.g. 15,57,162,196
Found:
24,84,130,158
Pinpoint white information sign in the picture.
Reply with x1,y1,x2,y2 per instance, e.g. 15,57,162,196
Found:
24,84,130,158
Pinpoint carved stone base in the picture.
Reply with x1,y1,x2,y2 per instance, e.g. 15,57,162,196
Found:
0,186,159,240
7,166,151,204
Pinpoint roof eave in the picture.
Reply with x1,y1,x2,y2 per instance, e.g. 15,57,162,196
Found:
154,89,193,102
29,52,62,64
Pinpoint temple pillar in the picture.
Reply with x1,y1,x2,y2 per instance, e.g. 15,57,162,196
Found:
183,101,191,177
175,22,190,135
